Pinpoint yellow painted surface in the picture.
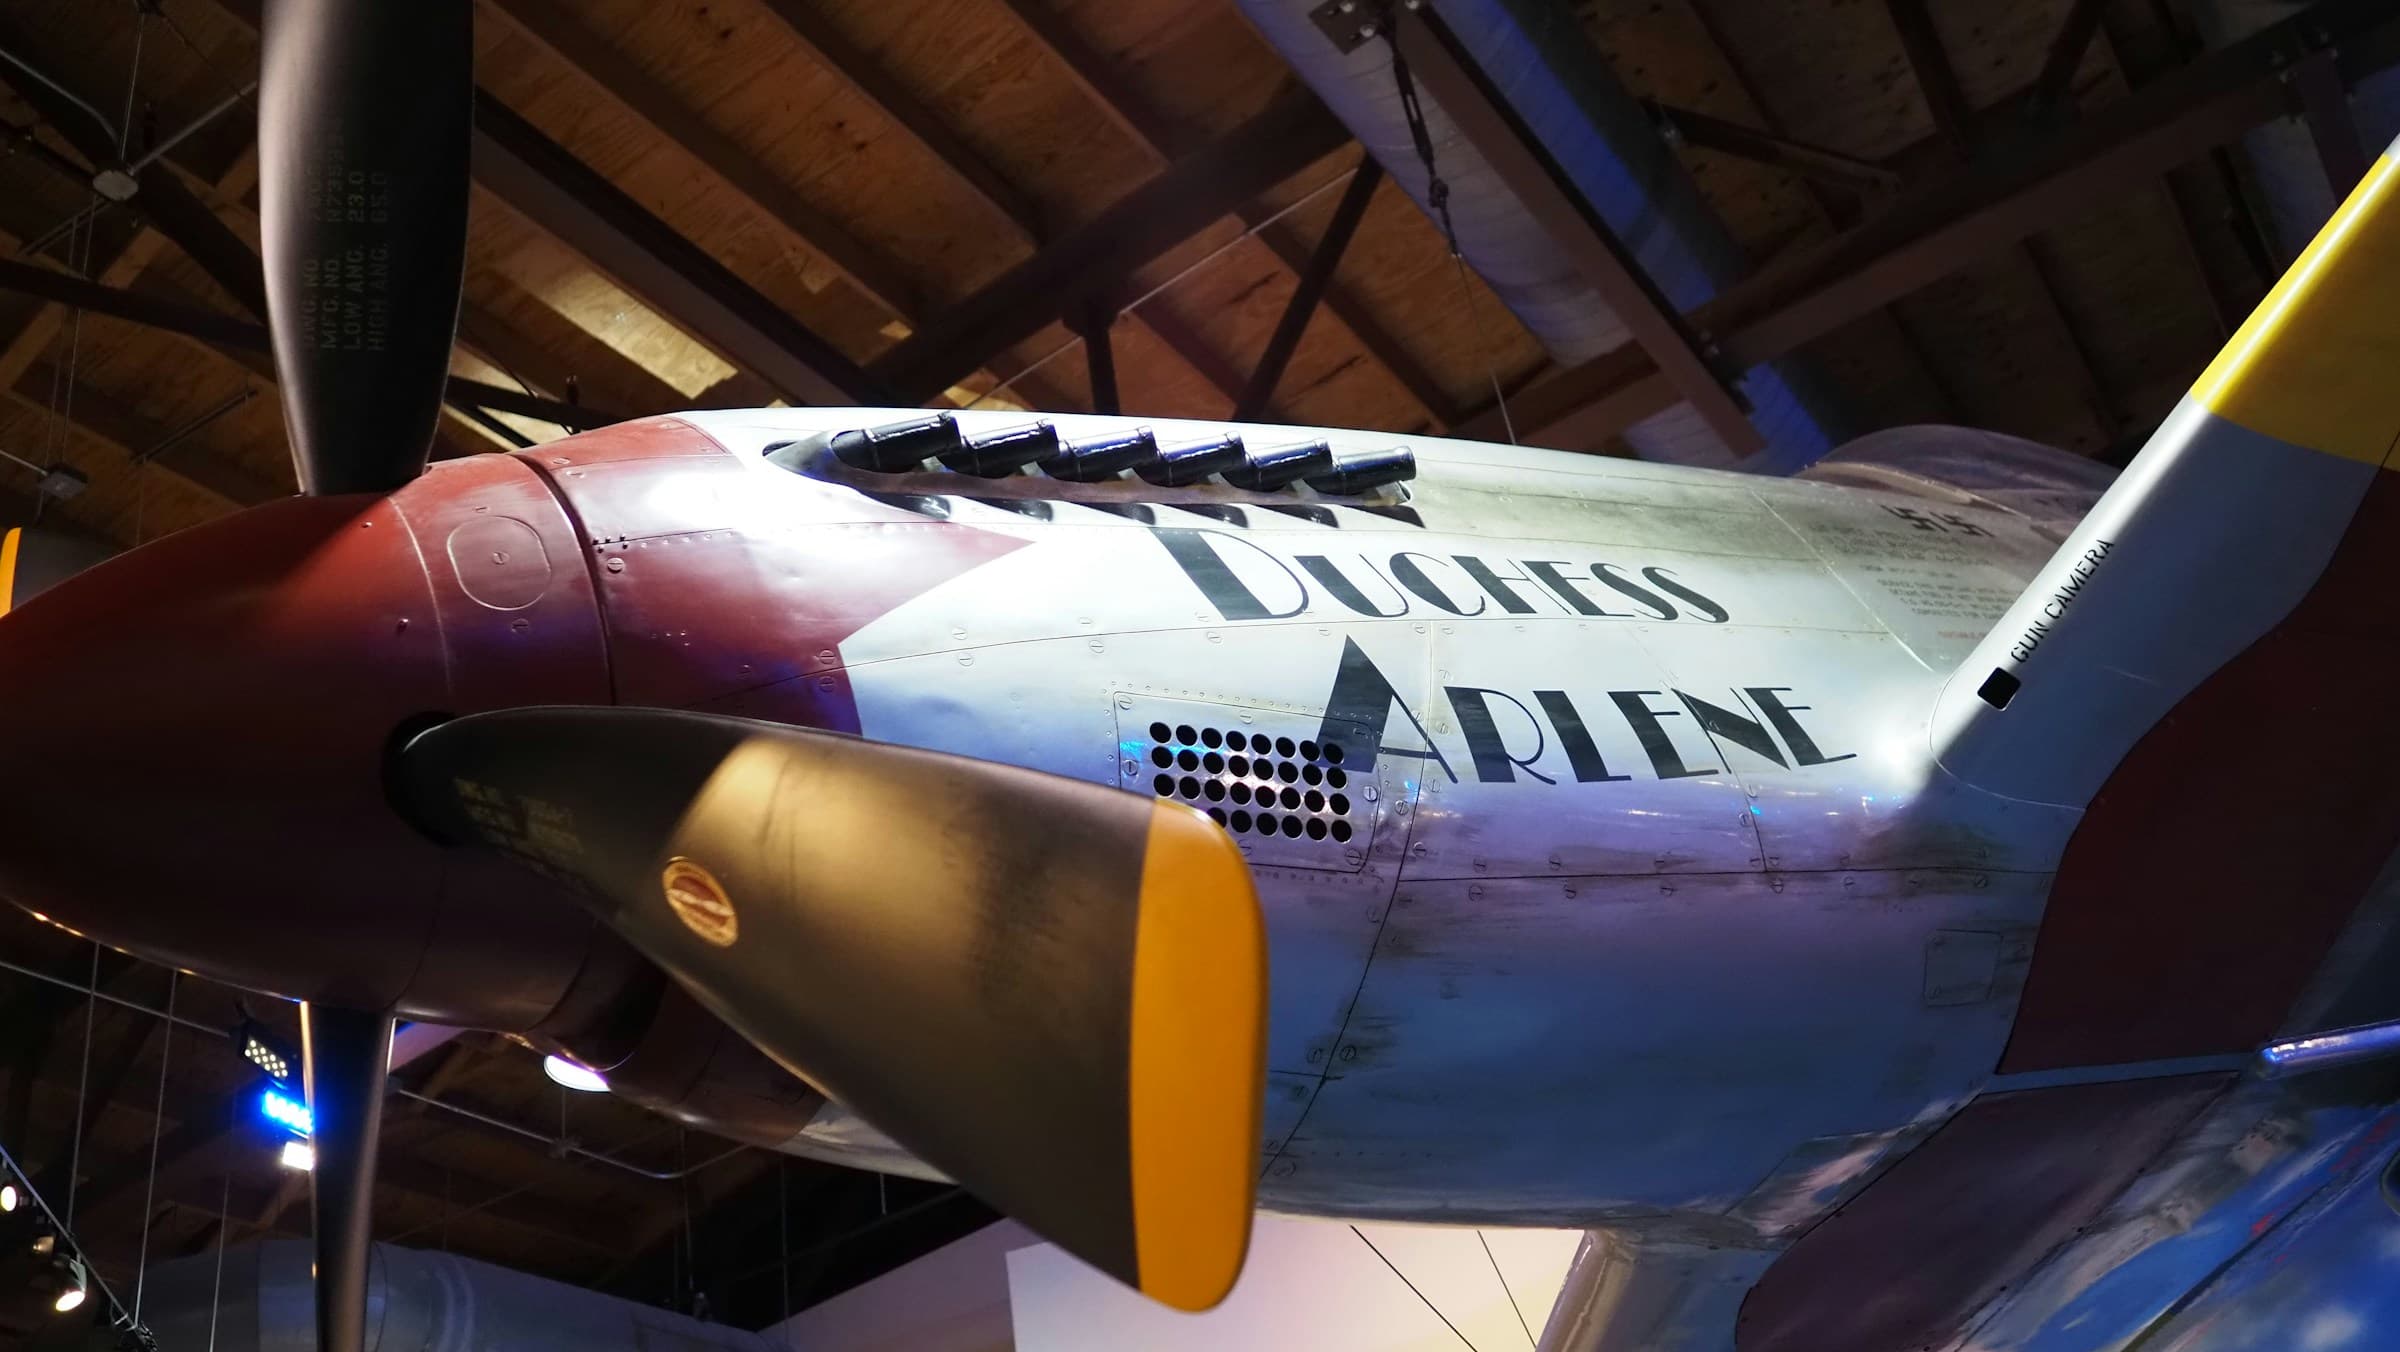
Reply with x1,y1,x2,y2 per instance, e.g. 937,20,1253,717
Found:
1125,801,1266,1312
2192,153,2400,466
0,527,20,618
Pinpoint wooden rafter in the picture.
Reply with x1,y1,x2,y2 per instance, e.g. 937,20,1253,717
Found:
6,360,277,510
1454,0,2400,445
1679,0,1963,422
1238,157,1385,420
207,0,882,409
992,0,1465,427
474,0,923,320
748,0,1046,238
484,0,1247,415
1882,0,2117,445
1390,5,1763,456
866,91,1351,401
2030,0,2115,120
0,14,267,319
2093,10,2242,341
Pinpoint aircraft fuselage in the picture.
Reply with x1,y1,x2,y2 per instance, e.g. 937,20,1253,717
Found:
0,407,2088,1250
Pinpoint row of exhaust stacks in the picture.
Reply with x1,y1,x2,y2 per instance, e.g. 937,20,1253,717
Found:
770,413,1418,498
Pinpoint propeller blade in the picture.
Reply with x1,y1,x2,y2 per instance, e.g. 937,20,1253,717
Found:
301,1004,393,1352
0,526,112,618
257,0,473,495
395,708,1265,1311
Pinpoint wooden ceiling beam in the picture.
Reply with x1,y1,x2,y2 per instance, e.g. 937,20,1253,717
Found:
1238,157,1384,421
748,0,1046,238
73,1137,626,1263
2094,11,2243,342
592,1147,778,1289
1454,0,2400,445
486,0,1246,415
469,93,887,406
2029,0,2114,121
1390,6,1762,456
0,263,624,437
1674,0,1961,425
1643,100,1903,194
867,92,1351,402
1069,301,1119,415
1882,0,2115,446
474,0,923,320
154,190,643,441
993,0,1463,427
1885,0,1979,156
0,16,267,319
452,302,692,419
2292,47,2371,198
207,0,881,408
0,147,260,406
9,363,280,510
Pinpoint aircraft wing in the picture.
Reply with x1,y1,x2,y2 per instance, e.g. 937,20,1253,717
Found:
1663,137,2400,1352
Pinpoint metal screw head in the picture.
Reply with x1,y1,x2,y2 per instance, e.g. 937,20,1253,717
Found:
604,557,625,573
1358,20,1378,37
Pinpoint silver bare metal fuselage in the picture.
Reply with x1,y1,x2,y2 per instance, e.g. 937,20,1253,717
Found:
685,410,2084,1247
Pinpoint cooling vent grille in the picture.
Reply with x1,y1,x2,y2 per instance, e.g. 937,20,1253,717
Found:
1117,698,1377,871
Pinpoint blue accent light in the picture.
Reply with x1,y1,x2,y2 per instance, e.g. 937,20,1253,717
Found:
259,1087,312,1136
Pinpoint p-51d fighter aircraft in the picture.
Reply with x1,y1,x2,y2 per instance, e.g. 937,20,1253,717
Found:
7,4,2400,1350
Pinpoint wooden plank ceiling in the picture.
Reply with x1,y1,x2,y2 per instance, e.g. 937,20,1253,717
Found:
0,0,2290,559
0,0,1547,550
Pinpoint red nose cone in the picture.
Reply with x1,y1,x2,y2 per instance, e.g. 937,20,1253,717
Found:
0,493,449,1005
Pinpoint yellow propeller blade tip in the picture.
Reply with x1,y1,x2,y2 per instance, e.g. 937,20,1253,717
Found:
1126,800,1266,1312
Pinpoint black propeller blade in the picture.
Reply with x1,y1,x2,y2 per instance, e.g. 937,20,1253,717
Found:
395,707,1267,1311
299,1004,393,1352
0,526,112,618
258,0,473,495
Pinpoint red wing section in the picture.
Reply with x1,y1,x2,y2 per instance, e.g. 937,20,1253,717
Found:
1736,1075,2229,1352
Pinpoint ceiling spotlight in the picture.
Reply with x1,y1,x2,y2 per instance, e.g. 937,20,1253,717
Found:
279,1140,316,1172
1,1181,17,1212
42,1256,84,1314
542,1054,608,1093
236,1021,297,1084
31,1231,54,1256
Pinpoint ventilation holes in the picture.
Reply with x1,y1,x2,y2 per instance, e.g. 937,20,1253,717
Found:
1141,723,1359,845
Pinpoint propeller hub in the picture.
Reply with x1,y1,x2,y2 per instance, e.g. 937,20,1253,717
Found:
0,459,610,1017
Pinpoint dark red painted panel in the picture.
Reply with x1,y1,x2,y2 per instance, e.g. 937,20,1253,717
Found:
0,494,452,1008
2001,468,2400,1071
540,445,1027,722
1737,1075,2229,1352
393,453,616,1026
